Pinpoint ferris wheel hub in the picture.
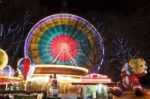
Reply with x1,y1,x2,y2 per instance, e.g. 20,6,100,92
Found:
61,43,69,51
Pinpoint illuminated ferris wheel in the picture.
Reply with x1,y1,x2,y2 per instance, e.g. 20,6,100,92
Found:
24,13,104,72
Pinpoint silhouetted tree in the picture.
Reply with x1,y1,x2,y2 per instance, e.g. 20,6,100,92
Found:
104,33,140,81
0,11,33,68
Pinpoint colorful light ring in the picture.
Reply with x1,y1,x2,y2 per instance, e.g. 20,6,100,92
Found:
24,13,104,71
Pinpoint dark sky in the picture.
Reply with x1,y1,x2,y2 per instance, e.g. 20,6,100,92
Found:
0,0,150,84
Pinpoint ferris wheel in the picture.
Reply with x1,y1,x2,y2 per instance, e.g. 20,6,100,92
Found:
24,13,104,71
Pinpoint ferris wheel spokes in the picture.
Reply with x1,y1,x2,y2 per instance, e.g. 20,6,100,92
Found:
52,47,78,67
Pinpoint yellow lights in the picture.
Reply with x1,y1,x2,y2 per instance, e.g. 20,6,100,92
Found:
28,75,50,82
28,75,81,83
0,49,8,69
0,76,22,84
33,64,89,76
28,74,82,93
61,43,69,51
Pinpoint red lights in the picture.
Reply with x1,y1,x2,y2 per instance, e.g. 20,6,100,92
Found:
50,34,78,62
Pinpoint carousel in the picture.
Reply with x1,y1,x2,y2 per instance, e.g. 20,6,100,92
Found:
23,13,110,98
0,14,114,99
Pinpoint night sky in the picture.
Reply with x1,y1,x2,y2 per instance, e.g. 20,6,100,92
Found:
0,0,150,86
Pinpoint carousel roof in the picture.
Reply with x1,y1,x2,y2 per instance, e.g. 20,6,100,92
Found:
72,73,116,86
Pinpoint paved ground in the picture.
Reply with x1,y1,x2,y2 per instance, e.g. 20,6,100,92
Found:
113,89,150,99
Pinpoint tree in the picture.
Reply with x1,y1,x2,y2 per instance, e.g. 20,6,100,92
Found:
0,11,33,68
105,33,140,81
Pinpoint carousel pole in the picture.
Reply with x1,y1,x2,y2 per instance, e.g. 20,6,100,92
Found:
24,79,28,91
24,81,27,90
5,83,8,90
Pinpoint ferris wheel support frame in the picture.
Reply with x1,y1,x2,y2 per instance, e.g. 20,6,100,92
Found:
52,48,78,67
